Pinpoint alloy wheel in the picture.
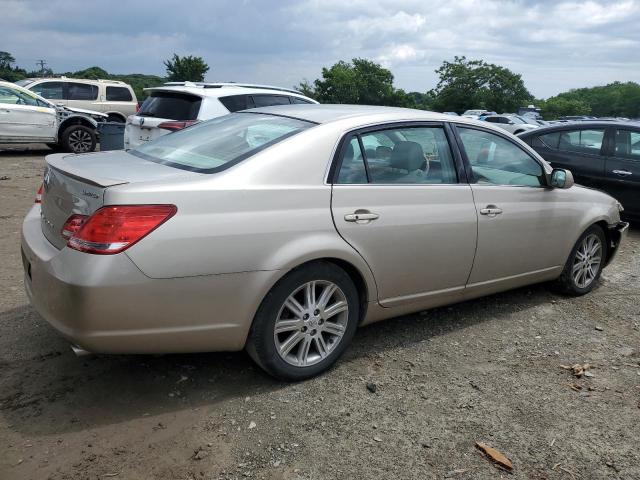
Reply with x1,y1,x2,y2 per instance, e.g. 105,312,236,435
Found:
68,129,93,153
274,280,349,367
572,233,603,289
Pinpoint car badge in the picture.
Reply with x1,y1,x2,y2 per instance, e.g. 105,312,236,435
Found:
139,117,145,126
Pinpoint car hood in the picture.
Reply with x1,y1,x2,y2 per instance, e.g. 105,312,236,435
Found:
64,106,108,118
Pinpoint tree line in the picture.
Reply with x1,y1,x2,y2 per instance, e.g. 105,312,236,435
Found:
2,50,638,119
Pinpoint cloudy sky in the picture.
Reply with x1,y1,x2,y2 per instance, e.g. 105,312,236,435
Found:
1,0,639,98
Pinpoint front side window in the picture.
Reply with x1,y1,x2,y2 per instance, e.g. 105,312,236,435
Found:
614,129,640,161
31,82,64,100
106,86,133,101
536,131,562,149
67,82,98,101
458,127,545,187
557,129,605,154
336,126,457,184
131,112,314,173
0,86,40,106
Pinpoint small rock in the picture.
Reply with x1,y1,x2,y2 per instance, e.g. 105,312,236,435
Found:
595,326,604,331
0,175,10,181
248,421,256,429
584,371,595,378
373,436,382,442
366,382,377,393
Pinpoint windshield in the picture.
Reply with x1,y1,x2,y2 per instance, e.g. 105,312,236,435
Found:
131,112,315,173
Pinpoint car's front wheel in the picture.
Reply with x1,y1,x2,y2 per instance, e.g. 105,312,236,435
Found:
247,261,359,381
61,125,96,153
553,225,607,295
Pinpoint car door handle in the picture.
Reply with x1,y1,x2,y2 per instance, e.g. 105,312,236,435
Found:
344,210,379,223
612,169,632,177
479,205,503,217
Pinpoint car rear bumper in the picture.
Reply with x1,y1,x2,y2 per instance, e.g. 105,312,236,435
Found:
606,221,629,265
21,206,274,354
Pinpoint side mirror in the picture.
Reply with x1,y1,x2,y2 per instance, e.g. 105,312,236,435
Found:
550,168,574,189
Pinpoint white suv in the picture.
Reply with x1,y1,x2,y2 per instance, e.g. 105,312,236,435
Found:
124,82,317,149
17,77,138,122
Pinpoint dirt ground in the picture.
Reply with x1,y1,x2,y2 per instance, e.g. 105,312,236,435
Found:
1,144,639,480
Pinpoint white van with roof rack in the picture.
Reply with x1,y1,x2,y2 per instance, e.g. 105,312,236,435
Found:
123,82,317,149
17,77,137,122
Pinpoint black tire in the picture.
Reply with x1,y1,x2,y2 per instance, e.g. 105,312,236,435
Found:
552,225,607,296
60,125,96,153
46,143,61,151
246,261,359,381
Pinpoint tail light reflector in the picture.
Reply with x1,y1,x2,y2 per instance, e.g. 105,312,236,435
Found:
157,120,199,132
35,183,43,204
66,205,177,255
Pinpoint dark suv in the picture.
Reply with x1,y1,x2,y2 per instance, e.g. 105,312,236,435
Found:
518,121,640,218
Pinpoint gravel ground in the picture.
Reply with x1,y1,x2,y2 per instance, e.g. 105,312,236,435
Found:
1,145,639,480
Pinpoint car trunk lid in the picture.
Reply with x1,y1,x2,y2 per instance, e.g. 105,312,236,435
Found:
40,151,196,249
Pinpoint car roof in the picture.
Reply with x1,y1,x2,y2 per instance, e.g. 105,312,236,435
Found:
24,77,128,85
145,82,314,100
244,104,501,128
518,120,640,137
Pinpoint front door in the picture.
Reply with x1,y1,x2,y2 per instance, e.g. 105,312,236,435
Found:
455,126,579,287
0,85,56,142
604,127,640,217
330,124,477,307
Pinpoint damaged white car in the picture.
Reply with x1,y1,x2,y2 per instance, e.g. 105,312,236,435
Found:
0,81,106,153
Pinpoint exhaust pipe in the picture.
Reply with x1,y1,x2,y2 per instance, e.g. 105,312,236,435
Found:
70,344,92,357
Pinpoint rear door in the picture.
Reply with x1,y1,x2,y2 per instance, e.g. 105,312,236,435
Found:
330,123,477,307
603,127,640,216
0,84,56,142
66,82,99,111
531,127,606,189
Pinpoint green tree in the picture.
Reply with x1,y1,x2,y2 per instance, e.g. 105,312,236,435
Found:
539,97,591,119
0,51,27,82
164,54,209,82
548,81,640,119
300,58,413,107
430,56,533,114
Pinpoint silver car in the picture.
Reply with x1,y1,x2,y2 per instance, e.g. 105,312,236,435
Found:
21,105,628,380
483,114,539,135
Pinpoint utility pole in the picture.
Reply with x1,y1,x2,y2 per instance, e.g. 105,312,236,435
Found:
36,59,47,77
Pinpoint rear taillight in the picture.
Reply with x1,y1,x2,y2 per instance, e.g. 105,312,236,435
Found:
35,183,43,204
61,214,88,240
66,205,177,255
157,120,198,132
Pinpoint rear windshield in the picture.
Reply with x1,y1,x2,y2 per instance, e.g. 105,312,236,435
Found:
130,112,315,173
138,91,202,120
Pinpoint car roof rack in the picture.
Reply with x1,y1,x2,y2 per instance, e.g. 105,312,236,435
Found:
162,81,303,95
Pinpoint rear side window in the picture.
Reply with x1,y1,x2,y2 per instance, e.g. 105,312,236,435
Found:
557,129,605,154
290,96,313,104
31,82,64,100
138,92,202,120
106,86,133,101
218,94,254,112
67,82,98,101
251,95,291,108
336,126,457,184
131,112,314,173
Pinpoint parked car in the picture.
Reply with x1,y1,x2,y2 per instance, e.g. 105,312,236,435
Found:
482,114,539,135
518,121,640,218
22,105,627,380
124,82,317,149
17,77,137,122
0,80,106,153
462,109,490,119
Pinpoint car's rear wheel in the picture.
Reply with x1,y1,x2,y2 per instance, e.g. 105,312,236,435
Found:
553,225,607,295
61,125,96,153
247,261,359,381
